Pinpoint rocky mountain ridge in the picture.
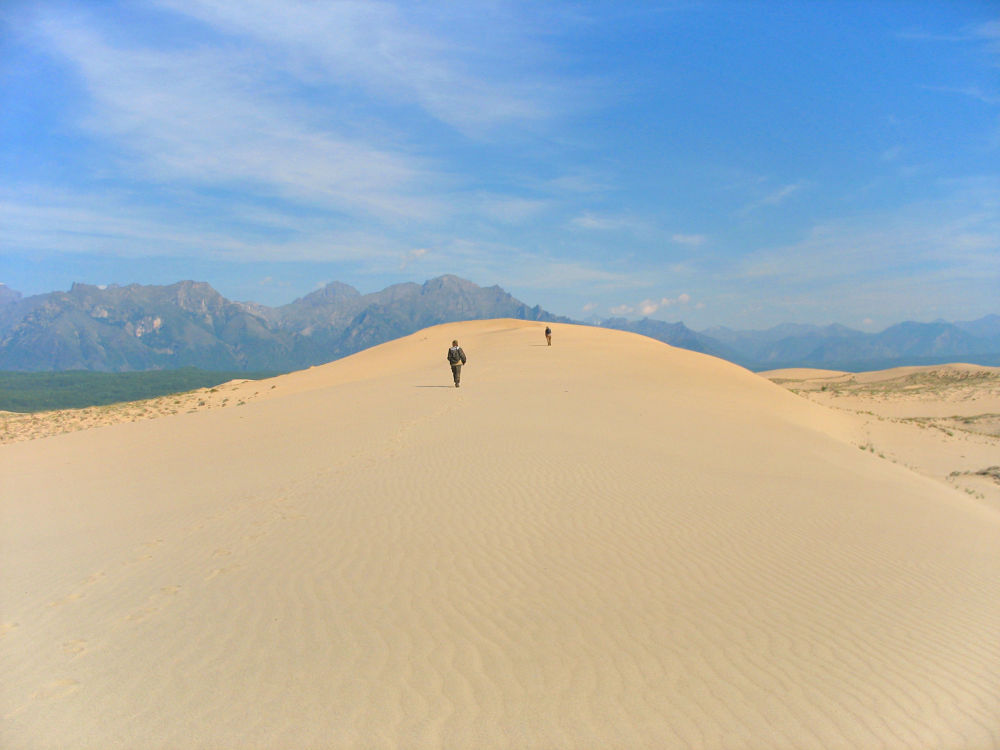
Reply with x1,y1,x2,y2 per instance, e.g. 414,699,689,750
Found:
0,276,570,371
0,277,997,371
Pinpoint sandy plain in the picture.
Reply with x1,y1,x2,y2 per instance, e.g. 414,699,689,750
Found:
2,320,999,749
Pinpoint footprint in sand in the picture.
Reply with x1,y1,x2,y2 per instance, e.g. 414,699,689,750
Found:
205,565,243,582
125,539,163,560
123,586,181,623
130,539,163,561
6,678,81,719
48,591,84,608
48,570,108,608
62,639,88,657
125,606,159,623
32,678,80,701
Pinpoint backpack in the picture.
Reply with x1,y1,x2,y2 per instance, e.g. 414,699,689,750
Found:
448,347,462,365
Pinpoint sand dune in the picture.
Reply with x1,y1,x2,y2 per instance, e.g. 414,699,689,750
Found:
3,320,999,749
764,364,1000,512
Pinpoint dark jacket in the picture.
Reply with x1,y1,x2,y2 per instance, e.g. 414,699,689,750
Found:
447,346,466,365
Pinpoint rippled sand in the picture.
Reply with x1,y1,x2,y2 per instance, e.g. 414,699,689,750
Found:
3,321,999,749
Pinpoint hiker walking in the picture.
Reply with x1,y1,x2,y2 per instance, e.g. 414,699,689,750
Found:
447,339,467,387
545,325,552,346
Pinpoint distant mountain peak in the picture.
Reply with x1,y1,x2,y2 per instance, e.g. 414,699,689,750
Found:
424,274,478,290
0,283,22,305
297,281,361,305
2,276,996,372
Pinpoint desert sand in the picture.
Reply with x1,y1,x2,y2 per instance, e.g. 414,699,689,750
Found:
764,364,1000,512
3,320,999,749
0,378,270,445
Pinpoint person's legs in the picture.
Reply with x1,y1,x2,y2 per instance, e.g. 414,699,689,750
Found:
451,364,462,386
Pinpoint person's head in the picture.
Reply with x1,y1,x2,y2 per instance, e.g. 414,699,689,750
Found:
452,340,458,346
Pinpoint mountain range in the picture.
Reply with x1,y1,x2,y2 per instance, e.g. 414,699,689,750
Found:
0,277,997,372
0,276,568,372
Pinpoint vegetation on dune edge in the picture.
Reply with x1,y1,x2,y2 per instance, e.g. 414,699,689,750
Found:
0,368,285,413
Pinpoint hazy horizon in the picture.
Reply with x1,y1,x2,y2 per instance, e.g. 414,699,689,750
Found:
2,1,998,330
2,274,997,336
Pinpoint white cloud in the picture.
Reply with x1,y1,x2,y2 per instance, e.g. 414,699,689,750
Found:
570,213,626,230
923,84,1000,106
970,19,1000,55
152,0,564,134
0,185,416,263
610,304,633,315
633,292,692,316
671,233,706,246
399,247,429,270
506,258,644,290
477,195,549,224
880,145,903,161
546,173,610,194
739,182,806,215
737,190,1000,286
37,18,443,222
725,179,1000,326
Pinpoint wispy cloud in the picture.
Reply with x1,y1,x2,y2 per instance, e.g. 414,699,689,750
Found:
880,145,904,162
20,1,597,265
0,185,413,263
398,247,429,271
569,213,628,231
475,195,549,224
545,173,611,194
37,16,443,222
734,180,1000,287
923,84,1000,106
972,19,1000,54
153,0,567,134
637,294,691,316
506,258,644,290
606,293,693,318
568,211,654,234
738,182,806,215
671,233,706,246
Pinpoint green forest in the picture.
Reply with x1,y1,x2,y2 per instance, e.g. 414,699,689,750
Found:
0,368,284,413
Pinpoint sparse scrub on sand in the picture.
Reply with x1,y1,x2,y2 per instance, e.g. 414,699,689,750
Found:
0,368,281,413
770,363,1000,510
0,377,270,444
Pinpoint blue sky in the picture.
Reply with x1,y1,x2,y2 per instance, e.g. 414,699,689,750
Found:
1,0,998,330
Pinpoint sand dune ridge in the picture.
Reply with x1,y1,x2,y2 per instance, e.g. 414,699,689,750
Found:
3,320,999,748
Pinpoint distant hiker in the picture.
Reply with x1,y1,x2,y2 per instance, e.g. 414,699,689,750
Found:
447,339,467,387
545,326,552,346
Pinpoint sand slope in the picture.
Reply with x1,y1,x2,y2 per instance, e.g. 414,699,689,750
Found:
3,320,999,749
764,364,1000,512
